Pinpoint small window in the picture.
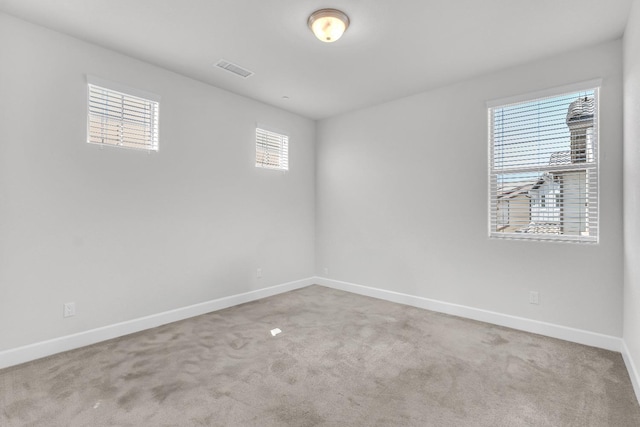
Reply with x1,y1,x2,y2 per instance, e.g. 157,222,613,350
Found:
256,127,288,171
488,83,599,243
87,77,159,151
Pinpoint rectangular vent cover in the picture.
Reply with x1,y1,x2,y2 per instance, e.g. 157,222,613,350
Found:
215,60,254,78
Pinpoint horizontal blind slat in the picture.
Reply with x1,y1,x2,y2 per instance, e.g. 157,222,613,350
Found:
489,88,598,242
256,128,288,171
87,83,159,151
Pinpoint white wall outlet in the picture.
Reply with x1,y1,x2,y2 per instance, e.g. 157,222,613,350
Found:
257,268,262,278
63,302,76,317
529,291,540,305
323,267,329,276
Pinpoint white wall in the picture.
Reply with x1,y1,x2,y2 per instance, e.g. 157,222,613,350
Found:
623,0,640,389
0,13,315,351
0,9,629,359
316,40,623,336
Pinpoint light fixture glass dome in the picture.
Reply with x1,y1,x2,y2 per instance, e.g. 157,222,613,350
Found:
308,9,350,43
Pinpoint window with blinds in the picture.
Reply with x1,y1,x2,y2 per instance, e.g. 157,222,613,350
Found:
488,84,599,243
87,77,159,151
256,127,288,171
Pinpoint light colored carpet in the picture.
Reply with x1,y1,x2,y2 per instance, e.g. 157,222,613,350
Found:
1,285,639,426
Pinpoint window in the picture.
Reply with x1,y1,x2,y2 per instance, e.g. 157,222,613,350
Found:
87,76,159,151
256,127,288,170
488,82,599,243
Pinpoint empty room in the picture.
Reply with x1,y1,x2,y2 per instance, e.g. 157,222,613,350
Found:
2,0,640,425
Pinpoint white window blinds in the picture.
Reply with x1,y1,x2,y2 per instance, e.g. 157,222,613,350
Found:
489,85,599,243
87,78,159,151
256,128,288,170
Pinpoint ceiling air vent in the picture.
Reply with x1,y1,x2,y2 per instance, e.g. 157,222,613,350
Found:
215,60,254,78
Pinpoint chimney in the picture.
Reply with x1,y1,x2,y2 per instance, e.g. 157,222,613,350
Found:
565,96,594,163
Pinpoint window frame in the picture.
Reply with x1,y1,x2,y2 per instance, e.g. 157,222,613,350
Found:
255,126,289,171
86,75,160,152
487,79,601,244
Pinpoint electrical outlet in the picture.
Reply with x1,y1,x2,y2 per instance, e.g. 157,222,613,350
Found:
323,267,329,276
63,302,76,318
529,291,539,305
257,268,262,278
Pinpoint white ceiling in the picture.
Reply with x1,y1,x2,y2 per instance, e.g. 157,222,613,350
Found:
0,0,633,120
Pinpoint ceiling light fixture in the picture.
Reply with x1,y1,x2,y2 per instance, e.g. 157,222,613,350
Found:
308,9,350,43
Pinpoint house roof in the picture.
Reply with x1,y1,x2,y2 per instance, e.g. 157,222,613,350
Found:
566,96,595,125
497,182,538,200
549,150,571,165
515,223,562,234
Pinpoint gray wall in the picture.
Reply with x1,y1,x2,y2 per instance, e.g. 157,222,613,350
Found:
316,40,623,336
0,13,316,351
624,0,640,383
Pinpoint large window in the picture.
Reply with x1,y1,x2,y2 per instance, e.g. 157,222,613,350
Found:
488,82,599,243
256,127,288,171
87,76,160,151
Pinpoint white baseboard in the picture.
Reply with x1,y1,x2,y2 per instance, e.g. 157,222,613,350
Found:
622,341,640,405
1,275,630,379
0,277,314,370
315,277,623,352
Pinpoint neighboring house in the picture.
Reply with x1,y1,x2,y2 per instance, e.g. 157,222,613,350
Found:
497,96,594,236
496,182,536,232
528,173,562,230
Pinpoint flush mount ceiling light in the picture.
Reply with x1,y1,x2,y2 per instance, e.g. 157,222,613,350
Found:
308,8,350,43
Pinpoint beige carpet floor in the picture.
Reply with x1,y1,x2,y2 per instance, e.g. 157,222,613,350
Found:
1,285,639,426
